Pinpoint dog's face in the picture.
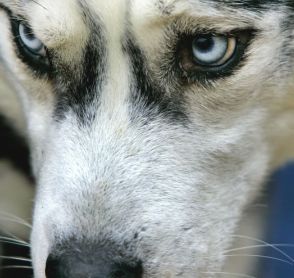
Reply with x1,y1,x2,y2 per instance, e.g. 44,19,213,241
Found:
0,0,293,277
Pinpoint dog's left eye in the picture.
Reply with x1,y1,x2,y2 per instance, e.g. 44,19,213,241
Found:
178,31,252,80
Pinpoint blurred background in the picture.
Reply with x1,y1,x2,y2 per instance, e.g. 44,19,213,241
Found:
259,163,294,278
0,73,34,278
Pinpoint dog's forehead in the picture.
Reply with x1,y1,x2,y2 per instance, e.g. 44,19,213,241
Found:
4,0,286,47
3,0,291,39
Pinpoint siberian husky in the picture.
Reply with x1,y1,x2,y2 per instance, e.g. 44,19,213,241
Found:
0,0,293,277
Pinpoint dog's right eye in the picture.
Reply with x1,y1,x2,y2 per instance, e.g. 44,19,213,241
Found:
18,23,46,57
11,19,51,75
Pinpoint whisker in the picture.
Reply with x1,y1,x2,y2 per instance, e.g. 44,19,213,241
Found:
232,235,294,264
0,239,30,248
202,271,256,278
250,204,268,208
0,212,32,228
1,265,33,270
222,254,293,265
0,217,32,229
0,230,23,242
0,256,32,263
31,0,48,10
0,236,29,246
0,229,27,244
225,244,294,254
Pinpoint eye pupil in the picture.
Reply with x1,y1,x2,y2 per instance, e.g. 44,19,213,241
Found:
194,36,215,54
22,25,36,41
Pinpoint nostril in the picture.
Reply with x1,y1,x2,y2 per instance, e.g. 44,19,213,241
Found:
45,252,143,278
45,254,64,278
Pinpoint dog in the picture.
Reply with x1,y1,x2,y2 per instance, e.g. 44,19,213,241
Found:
0,0,293,277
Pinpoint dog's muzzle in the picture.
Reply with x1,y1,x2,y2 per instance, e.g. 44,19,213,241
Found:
45,241,143,278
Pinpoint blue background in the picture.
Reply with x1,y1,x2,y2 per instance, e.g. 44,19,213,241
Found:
260,162,294,277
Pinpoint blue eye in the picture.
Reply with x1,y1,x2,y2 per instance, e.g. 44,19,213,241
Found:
19,22,45,56
11,19,51,75
192,35,236,66
177,30,253,81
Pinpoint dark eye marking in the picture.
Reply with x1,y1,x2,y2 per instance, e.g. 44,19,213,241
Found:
125,37,189,125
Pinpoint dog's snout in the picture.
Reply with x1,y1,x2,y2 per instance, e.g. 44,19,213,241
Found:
45,247,143,278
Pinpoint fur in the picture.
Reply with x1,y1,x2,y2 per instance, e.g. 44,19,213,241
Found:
0,0,293,277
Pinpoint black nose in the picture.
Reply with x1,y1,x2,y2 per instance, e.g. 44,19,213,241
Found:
45,245,143,278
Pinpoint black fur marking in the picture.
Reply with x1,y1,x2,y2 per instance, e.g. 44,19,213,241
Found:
0,114,32,180
39,5,106,124
54,35,106,124
53,14,106,124
209,0,294,10
125,39,188,125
